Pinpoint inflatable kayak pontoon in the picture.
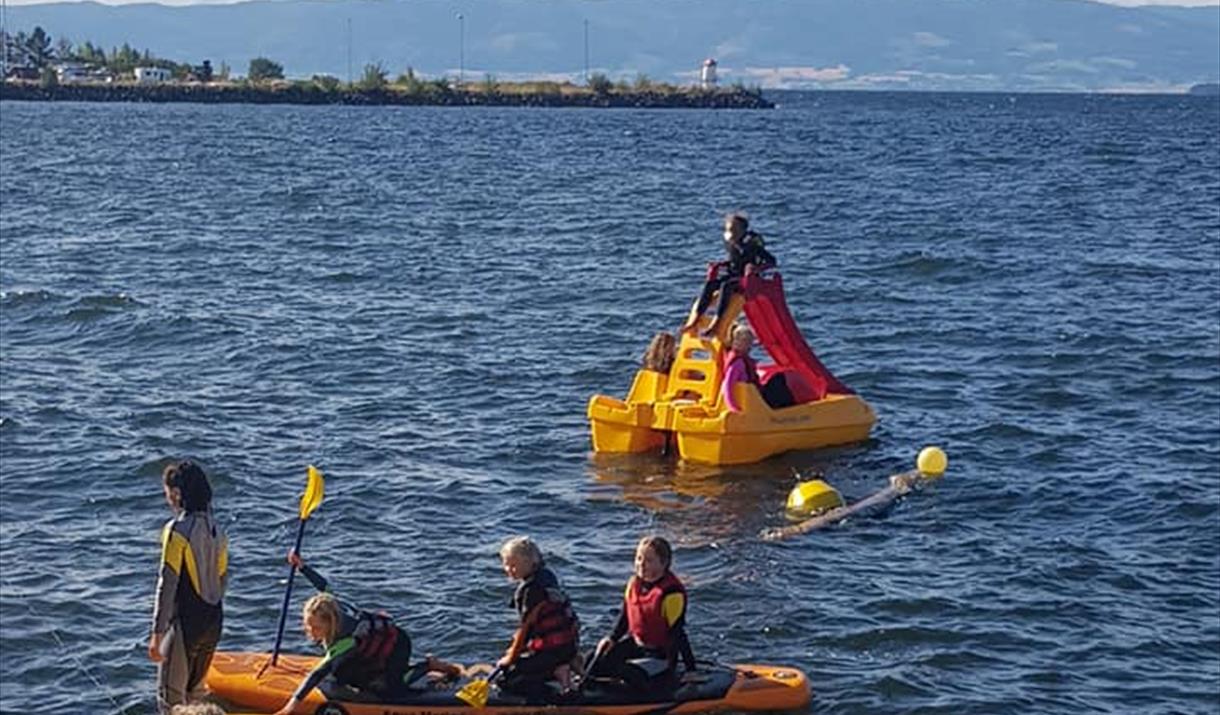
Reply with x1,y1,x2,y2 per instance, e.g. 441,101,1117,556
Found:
207,651,811,715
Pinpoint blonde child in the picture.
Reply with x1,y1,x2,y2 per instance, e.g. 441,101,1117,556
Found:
271,554,459,714
497,536,581,696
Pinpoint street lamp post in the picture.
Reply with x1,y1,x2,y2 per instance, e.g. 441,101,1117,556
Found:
457,12,464,87
583,19,589,84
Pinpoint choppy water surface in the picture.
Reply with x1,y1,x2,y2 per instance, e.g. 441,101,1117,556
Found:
1,92,1218,714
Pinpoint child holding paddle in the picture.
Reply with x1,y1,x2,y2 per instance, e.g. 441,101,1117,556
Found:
150,460,228,715
496,536,581,697
270,554,460,714
587,536,696,687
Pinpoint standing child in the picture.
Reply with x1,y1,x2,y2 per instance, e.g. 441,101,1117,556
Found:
497,536,581,697
150,460,228,714
588,536,695,687
271,553,460,714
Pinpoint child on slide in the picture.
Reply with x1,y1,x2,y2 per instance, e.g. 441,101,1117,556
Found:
681,213,776,338
271,553,460,714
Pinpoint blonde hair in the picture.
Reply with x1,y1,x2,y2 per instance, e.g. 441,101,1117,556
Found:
302,592,341,644
499,535,543,574
171,704,227,715
730,323,754,350
641,332,676,373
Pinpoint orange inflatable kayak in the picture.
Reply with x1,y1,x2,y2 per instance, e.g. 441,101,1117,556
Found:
208,651,811,715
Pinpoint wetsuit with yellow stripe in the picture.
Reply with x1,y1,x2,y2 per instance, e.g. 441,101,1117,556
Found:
590,572,696,687
152,510,227,713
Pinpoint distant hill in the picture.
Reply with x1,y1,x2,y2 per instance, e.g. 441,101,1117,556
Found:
4,0,1219,91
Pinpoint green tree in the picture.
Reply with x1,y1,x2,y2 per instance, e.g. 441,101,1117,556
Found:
247,56,284,81
25,26,54,68
109,43,141,75
312,74,341,92
588,72,612,95
395,67,424,94
357,62,386,91
75,41,105,65
633,73,653,91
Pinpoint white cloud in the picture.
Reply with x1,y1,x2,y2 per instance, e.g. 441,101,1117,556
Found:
913,31,952,48
1027,59,1101,74
713,38,748,60
735,64,851,88
1090,55,1137,68
490,33,556,54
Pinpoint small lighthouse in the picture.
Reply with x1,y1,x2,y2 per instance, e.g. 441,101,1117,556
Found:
701,58,718,89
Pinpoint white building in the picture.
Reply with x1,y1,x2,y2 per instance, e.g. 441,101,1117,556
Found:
135,66,172,84
55,63,89,84
701,58,718,88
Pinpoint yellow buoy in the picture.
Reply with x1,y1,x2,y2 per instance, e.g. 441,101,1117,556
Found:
786,479,845,516
917,446,948,478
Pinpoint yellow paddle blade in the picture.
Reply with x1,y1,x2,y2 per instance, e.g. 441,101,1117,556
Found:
455,678,491,708
299,465,325,520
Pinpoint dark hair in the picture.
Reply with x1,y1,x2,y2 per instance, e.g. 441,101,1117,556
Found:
724,212,749,231
163,460,213,513
638,535,673,570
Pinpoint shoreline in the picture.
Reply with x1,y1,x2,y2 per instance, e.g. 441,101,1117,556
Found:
0,81,775,109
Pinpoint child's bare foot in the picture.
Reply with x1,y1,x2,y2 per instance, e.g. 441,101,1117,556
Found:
427,655,463,679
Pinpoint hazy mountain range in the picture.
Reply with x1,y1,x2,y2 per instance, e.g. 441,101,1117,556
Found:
4,0,1219,91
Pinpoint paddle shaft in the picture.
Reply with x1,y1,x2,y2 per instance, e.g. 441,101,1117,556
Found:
269,517,309,666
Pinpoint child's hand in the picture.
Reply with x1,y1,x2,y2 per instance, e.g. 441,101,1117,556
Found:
496,654,512,669
595,637,613,656
147,633,162,662
287,552,304,569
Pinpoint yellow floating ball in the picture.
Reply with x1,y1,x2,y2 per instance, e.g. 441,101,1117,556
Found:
917,446,948,477
786,479,844,516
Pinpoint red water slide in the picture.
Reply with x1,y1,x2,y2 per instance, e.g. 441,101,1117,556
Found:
741,271,853,399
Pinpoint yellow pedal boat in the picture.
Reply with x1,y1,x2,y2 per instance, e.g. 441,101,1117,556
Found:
588,272,875,465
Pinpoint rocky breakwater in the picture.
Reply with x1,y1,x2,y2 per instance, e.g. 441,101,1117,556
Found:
0,81,774,109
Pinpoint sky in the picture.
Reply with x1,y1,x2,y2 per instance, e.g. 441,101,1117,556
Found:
1,0,1218,5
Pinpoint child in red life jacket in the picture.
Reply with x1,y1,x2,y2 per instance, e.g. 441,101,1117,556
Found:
271,554,460,714
497,536,581,697
587,536,696,687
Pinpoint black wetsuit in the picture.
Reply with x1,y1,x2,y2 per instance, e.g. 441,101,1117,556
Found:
291,564,415,702
499,566,580,698
693,231,777,322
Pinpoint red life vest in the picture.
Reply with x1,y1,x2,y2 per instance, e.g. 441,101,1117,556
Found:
625,572,686,650
354,611,400,667
514,567,579,653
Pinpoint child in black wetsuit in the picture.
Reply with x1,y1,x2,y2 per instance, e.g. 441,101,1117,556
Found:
271,554,459,714
681,213,776,338
496,536,581,697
